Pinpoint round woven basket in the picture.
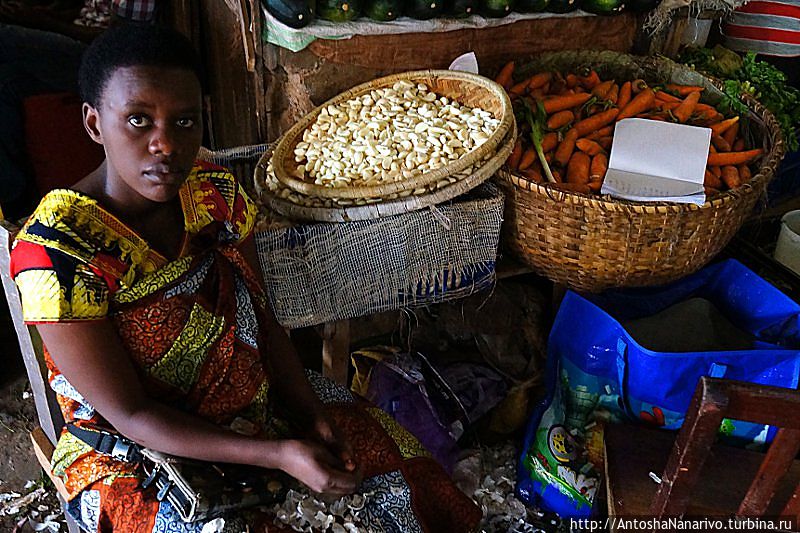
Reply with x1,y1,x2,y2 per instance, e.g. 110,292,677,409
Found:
271,70,513,200
498,50,785,293
256,123,515,223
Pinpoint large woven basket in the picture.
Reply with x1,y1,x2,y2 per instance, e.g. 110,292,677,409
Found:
497,50,785,293
272,70,513,200
257,123,515,222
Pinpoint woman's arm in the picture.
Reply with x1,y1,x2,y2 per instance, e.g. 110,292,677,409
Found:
238,236,356,471
37,320,358,495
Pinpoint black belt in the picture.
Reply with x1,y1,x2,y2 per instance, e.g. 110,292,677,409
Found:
67,424,144,464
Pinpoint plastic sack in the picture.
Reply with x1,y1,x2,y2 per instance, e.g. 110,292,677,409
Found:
517,259,800,518
360,350,506,472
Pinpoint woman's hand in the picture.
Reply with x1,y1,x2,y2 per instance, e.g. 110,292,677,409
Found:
309,414,357,473
279,439,360,496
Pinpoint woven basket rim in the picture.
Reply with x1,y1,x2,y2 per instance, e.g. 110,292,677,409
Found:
501,52,785,214
271,69,514,200
257,123,515,223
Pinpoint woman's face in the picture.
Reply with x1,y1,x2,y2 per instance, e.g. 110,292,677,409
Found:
84,65,203,205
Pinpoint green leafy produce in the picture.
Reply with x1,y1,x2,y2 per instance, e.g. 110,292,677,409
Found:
679,45,800,151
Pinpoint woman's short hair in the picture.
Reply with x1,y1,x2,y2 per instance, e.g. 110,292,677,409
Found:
78,24,203,108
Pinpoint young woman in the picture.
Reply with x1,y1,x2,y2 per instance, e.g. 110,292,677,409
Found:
10,24,481,532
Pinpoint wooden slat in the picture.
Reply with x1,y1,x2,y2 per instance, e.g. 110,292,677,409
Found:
30,427,71,502
650,377,728,518
783,481,800,520
725,382,800,430
739,428,800,517
0,222,62,444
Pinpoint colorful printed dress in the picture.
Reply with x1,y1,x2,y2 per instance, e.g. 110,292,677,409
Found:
10,161,481,533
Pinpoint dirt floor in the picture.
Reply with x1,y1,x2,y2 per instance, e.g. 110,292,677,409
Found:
0,347,67,532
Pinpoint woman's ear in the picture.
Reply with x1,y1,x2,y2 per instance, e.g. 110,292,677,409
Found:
82,103,103,145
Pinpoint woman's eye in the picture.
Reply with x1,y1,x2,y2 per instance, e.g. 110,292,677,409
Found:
127,115,151,128
177,118,195,128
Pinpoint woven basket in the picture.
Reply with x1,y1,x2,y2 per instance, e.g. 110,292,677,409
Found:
257,123,515,222
271,70,513,200
498,50,785,293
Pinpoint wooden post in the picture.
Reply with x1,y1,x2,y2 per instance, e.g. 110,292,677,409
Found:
321,319,350,386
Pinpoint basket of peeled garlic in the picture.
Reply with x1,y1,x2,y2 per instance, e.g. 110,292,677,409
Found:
255,70,515,222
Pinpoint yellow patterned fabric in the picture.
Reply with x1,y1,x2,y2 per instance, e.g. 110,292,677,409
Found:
366,407,432,460
147,303,225,393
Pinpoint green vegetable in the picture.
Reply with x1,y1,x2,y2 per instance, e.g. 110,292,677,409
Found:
445,0,477,16
679,46,800,151
546,0,578,13
365,0,401,20
581,0,624,15
515,0,548,12
318,0,361,21
480,0,514,17
523,99,557,183
406,0,445,18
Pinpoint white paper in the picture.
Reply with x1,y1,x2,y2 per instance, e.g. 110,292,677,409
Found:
449,52,479,74
601,119,711,205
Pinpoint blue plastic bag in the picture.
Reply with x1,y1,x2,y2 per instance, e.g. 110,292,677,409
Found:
517,259,800,518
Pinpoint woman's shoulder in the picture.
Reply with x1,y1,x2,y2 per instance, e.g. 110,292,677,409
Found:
182,161,257,240
14,189,102,266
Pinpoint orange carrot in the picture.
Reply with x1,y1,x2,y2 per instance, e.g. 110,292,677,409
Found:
656,101,680,111
711,135,732,152
709,116,740,137
617,88,655,121
547,110,575,130
705,186,721,196
588,179,603,192
606,83,619,105
596,136,613,150
565,73,579,89
541,132,559,153
573,108,620,137
665,84,704,96
576,138,604,156
587,125,614,140
631,79,648,93
672,90,701,123
722,121,739,146
710,165,722,178
528,72,553,91
655,90,681,103
704,169,722,189
591,153,608,181
495,61,515,90
617,81,632,109
507,139,523,170
738,163,752,183
567,152,591,184
579,70,601,90
551,182,591,194
592,80,614,99
518,147,538,171
521,167,543,183
551,169,563,183
707,149,763,166
510,79,530,96
721,165,741,189
709,143,717,153
543,93,592,114
554,129,579,168
733,138,745,151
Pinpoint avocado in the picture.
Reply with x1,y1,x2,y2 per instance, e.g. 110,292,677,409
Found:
266,0,315,28
546,0,577,12
480,0,513,17
365,0,402,19
445,0,477,17
581,0,624,14
406,0,445,18
318,0,361,21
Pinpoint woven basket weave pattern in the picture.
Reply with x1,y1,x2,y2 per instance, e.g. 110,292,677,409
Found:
272,70,513,200
498,51,785,292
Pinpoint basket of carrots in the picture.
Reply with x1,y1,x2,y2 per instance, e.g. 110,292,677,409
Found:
492,50,785,292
